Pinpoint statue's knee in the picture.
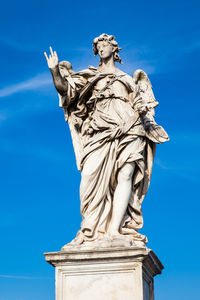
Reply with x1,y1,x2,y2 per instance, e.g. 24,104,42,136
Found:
118,164,134,182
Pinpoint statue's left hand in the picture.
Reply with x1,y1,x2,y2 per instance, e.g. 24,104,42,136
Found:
44,46,59,70
133,95,148,115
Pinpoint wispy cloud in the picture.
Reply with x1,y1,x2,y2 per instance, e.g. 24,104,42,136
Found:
0,73,51,98
122,35,200,75
155,158,170,170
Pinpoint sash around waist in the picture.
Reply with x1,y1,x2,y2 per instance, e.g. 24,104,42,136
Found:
87,95,130,104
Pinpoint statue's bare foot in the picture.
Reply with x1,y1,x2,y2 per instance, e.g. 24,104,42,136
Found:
108,231,123,239
61,232,84,250
107,230,132,241
106,229,139,247
71,234,84,245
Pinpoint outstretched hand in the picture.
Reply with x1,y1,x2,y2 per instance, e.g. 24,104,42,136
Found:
44,46,59,69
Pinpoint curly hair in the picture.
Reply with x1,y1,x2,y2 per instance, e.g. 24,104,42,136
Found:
93,33,122,65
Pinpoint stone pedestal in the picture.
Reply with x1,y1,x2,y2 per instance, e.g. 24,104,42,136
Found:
44,247,163,300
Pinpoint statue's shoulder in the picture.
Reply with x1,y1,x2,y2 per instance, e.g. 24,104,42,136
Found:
75,66,98,78
116,69,135,91
69,66,98,88
123,73,135,85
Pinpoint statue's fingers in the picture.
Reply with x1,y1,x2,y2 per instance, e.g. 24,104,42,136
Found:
50,46,54,56
54,51,58,59
44,52,48,61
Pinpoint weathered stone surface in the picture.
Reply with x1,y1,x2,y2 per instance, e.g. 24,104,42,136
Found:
44,34,169,248
44,247,163,300
44,33,167,299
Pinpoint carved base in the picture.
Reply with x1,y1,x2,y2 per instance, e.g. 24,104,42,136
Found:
44,247,163,300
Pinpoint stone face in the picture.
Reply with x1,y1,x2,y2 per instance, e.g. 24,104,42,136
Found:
44,247,163,300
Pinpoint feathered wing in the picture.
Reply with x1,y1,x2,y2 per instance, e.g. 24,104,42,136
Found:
58,62,84,171
132,70,169,197
133,69,169,143
133,69,158,110
132,70,169,200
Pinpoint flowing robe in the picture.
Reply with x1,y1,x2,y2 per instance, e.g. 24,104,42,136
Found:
59,67,167,244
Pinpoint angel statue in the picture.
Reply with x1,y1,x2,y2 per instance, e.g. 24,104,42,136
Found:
44,34,169,249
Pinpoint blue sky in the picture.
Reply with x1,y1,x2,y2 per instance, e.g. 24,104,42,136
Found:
0,0,200,299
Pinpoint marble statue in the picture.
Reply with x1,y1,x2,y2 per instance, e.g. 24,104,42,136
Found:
44,34,169,249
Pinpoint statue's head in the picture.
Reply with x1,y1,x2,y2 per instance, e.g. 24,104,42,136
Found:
93,34,122,65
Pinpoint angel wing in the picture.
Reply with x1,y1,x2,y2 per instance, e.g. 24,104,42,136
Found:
58,62,84,170
133,69,169,144
133,69,158,111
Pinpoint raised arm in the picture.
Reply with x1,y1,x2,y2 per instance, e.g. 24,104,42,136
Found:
44,47,68,95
